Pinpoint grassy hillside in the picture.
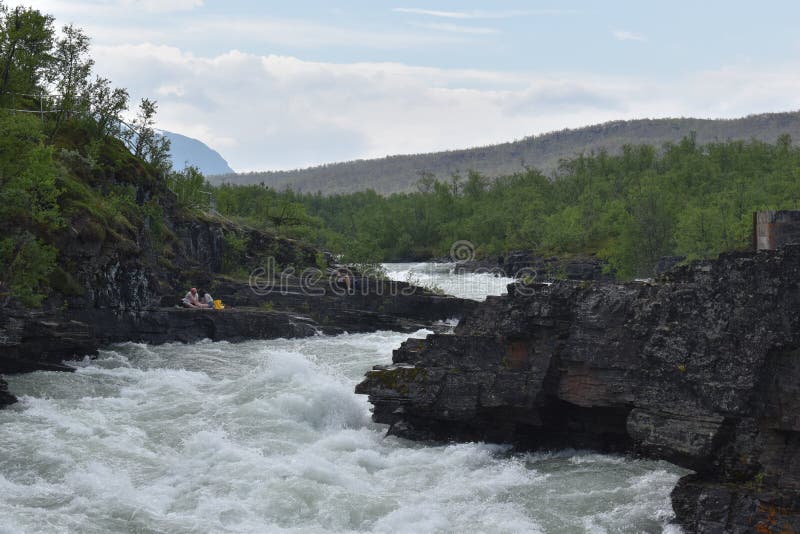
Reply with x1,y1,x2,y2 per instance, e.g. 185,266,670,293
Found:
214,111,800,195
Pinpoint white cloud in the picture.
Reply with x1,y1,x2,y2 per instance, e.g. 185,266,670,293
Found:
89,43,800,173
613,30,647,42
120,0,203,12
410,22,498,35
155,84,185,97
392,8,580,19
186,17,467,48
73,14,468,49
39,4,470,49
35,0,204,15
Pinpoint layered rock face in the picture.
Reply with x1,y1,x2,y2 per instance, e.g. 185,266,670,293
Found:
454,252,611,281
0,279,473,371
356,245,800,532
0,277,474,407
0,308,319,374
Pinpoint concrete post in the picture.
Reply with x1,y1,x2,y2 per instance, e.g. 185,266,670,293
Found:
754,211,800,250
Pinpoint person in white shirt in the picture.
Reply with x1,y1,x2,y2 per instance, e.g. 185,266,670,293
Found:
181,287,204,308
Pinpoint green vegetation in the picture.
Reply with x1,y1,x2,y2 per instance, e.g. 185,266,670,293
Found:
213,112,800,195
168,165,210,211
222,231,249,276
0,232,57,307
0,3,175,307
3,3,800,308
0,111,62,306
200,134,800,278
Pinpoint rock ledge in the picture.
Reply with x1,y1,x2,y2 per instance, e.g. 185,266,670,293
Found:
356,245,800,532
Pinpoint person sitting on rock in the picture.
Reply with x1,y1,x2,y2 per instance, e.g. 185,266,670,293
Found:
182,287,204,308
334,268,352,293
200,289,214,309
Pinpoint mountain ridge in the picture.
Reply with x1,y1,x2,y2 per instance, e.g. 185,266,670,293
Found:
161,130,235,176
213,110,800,194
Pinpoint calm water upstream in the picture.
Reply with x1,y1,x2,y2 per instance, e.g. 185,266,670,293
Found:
0,265,686,533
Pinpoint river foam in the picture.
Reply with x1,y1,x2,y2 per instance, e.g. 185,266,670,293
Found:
1,265,685,532
1,329,684,533
383,262,516,301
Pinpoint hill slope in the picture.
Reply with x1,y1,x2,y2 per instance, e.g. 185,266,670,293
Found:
213,111,800,195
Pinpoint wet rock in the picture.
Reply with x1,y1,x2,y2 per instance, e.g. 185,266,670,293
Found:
208,276,477,328
356,245,800,532
0,378,16,407
655,255,686,275
454,252,611,281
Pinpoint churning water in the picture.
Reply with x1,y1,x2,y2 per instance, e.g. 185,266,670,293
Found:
382,262,516,302
0,267,686,533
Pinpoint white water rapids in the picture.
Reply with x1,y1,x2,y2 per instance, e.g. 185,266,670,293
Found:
0,265,686,533
382,262,516,302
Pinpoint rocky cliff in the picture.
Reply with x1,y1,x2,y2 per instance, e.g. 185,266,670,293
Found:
356,245,800,532
0,262,475,407
453,251,612,281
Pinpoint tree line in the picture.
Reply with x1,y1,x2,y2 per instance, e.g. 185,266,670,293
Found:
208,133,800,277
212,112,800,196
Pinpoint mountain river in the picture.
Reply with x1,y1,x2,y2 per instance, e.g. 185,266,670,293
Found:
0,264,686,533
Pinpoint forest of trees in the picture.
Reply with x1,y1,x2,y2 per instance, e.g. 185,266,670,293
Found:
202,134,800,278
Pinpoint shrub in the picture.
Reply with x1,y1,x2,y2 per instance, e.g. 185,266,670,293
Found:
0,233,58,307
222,231,250,274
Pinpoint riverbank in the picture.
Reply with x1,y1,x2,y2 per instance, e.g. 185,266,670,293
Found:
357,245,800,532
0,275,477,407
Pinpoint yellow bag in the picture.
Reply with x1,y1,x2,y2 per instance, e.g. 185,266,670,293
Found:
213,299,225,310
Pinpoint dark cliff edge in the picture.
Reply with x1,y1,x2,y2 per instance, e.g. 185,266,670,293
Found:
356,245,800,532
0,275,476,407
0,288,472,369
453,251,613,281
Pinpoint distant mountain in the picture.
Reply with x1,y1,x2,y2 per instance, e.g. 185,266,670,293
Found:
161,130,234,176
211,111,800,195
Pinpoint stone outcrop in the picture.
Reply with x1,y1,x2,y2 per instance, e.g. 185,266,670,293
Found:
755,210,800,251
454,252,611,281
356,245,800,532
0,308,317,373
0,378,15,407
206,276,477,328
0,276,475,407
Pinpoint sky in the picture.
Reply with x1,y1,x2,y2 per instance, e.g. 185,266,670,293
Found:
26,0,800,172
